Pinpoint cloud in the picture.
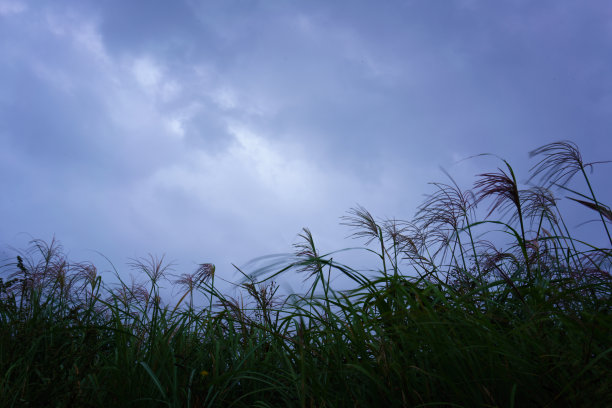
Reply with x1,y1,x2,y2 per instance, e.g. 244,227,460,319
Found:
2,0,611,291
0,0,26,16
148,122,343,217
1,4,391,267
131,57,162,90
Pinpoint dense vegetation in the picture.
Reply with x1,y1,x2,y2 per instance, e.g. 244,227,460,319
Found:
1,141,610,407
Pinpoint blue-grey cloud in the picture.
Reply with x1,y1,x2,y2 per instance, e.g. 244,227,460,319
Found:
1,0,611,294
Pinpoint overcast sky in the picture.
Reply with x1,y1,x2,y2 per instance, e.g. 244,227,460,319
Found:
1,0,611,293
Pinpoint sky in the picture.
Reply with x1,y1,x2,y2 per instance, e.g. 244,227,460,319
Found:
1,0,611,295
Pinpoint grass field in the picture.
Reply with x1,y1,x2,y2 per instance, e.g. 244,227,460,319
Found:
1,141,610,407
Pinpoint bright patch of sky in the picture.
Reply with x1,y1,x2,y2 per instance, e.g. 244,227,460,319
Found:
1,0,611,295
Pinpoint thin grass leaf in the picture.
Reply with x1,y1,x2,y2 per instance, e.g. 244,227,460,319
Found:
567,197,612,223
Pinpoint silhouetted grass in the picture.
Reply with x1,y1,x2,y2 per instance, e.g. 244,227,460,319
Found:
1,141,610,407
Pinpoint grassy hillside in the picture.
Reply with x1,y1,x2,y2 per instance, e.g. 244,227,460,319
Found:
1,141,610,407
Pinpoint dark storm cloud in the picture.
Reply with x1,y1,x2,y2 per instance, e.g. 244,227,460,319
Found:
1,0,611,292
